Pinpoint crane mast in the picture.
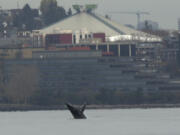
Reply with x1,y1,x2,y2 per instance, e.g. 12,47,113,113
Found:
109,11,150,29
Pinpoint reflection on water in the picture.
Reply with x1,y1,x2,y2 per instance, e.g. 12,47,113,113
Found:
0,108,180,135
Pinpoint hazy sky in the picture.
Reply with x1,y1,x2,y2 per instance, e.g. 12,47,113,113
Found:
0,0,179,29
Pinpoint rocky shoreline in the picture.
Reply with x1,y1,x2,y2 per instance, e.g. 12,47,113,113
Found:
0,104,180,111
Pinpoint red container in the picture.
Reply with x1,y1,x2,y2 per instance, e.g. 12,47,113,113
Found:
60,33,72,44
22,44,31,48
102,51,114,56
93,33,105,42
68,46,91,51
47,46,57,50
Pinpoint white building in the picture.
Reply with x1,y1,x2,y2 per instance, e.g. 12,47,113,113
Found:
138,20,159,31
36,11,161,43
178,18,180,31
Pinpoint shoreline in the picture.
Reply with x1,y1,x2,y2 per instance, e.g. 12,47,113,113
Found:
0,104,180,111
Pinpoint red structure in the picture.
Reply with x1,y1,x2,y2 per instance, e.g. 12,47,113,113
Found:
68,46,91,51
45,33,73,46
60,33,73,44
93,33,105,42
102,51,114,56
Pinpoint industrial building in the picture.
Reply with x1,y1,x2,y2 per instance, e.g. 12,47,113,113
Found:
2,5,179,93
32,6,161,58
36,11,161,42
3,57,180,92
138,20,159,31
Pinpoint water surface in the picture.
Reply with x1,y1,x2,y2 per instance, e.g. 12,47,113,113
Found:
0,108,179,135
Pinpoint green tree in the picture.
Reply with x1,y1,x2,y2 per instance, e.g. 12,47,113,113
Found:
13,4,39,30
40,0,67,25
21,4,34,30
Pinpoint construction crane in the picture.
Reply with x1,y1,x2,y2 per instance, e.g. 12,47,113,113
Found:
109,11,150,29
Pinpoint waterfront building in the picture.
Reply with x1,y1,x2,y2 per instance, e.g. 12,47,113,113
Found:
178,18,180,31
138,20,159,31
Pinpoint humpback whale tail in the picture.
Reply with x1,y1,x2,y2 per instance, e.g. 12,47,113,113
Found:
80,104,86,113
66,103,87,119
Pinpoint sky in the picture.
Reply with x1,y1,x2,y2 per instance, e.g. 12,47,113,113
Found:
0,0,179,30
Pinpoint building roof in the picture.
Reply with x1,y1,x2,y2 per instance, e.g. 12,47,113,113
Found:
38,12,161,42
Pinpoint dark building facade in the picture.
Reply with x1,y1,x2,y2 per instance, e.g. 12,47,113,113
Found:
3,56,180,93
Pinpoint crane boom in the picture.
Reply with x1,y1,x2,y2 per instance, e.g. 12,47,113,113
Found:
109,11,150,29
110,11,149,14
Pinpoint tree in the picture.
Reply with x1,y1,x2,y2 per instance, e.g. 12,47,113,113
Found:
56,6,66,19
13,4,40,30
40,0,67,25
21,4,34,30
4,65,39,104
0,60,5,102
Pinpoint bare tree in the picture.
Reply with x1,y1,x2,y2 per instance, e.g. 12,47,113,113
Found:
0,60,5,100
5,65,39,104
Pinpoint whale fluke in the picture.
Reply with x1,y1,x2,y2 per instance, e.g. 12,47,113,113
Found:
66,103,87,119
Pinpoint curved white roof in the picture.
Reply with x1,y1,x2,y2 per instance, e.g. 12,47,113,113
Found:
38,12,161,42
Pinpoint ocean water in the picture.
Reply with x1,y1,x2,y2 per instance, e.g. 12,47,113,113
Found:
0,108,180,135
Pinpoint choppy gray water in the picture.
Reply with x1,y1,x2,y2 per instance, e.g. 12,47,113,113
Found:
0,108,180,135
